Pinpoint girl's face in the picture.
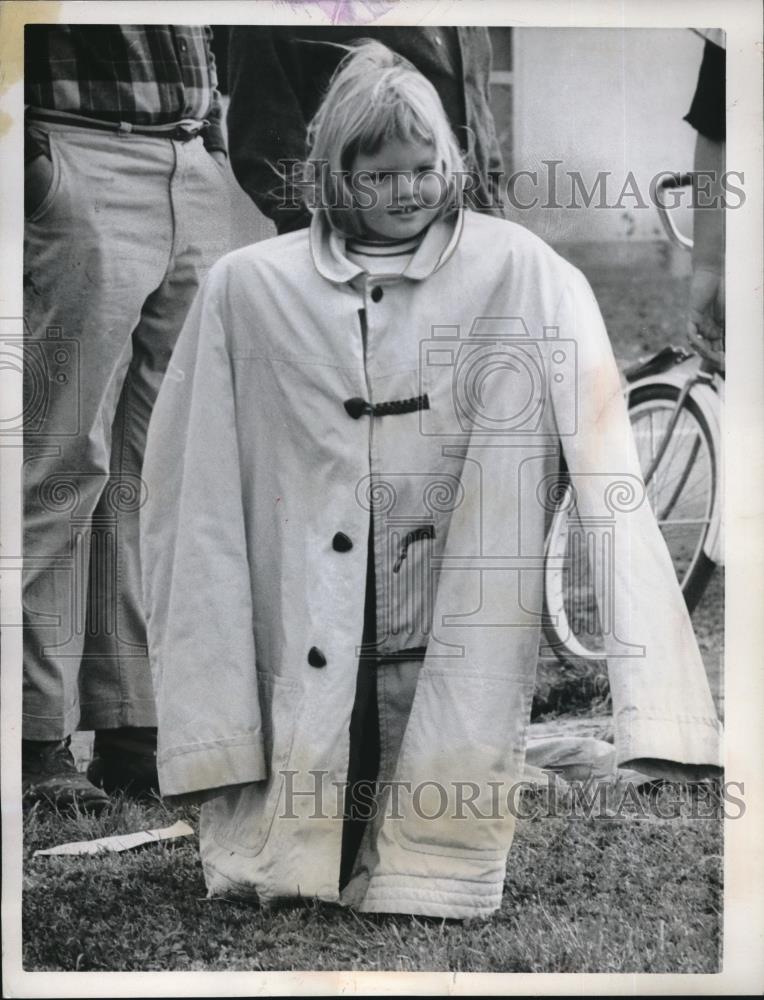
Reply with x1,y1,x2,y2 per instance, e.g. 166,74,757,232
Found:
349,136,445,242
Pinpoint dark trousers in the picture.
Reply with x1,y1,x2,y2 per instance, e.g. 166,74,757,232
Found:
339,515,380,889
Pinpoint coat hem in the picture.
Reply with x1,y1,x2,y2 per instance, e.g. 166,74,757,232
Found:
357,874,503,919
615,713,723,769
158,736,267,796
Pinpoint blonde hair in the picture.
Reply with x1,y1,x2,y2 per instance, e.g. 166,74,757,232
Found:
300,40,466,237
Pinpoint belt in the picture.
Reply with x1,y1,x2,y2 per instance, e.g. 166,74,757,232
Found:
26,108,209,141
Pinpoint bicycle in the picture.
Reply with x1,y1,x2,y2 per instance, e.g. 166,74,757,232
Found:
543,174,724,663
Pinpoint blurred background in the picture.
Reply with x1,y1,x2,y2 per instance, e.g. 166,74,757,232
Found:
211,26,705,250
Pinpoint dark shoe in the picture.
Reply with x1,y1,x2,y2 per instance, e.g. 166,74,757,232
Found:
22,737,110,813
87,727,159,797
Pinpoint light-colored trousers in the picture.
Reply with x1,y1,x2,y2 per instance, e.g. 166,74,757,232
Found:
23,121,229,739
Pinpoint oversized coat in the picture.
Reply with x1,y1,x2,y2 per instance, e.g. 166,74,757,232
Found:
141,210,722,919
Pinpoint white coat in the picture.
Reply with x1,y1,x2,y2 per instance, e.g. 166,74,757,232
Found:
141,210,722,919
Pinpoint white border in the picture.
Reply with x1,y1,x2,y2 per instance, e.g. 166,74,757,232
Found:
2,1,762,996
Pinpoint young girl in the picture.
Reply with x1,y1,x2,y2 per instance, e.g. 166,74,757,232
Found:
141,42,722,919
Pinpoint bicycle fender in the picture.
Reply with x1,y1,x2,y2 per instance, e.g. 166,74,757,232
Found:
627,372,723,566
623,346,693,383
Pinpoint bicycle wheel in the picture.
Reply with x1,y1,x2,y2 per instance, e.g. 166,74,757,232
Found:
544,381,717,661
629,382,717,608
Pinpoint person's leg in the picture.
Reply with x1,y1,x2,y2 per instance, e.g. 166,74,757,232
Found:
79,135,230,791
340,654,380,889
339,516,381,888
22,124,177,808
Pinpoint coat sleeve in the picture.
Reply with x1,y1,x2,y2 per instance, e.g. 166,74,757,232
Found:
227,27,312,234
550,268,723,774
141,260,266,797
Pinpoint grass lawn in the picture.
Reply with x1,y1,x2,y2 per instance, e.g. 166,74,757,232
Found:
22,784,722,973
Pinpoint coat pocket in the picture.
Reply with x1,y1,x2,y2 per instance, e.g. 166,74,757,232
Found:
392,669,534,861
209,672,302,858
381,522,438,655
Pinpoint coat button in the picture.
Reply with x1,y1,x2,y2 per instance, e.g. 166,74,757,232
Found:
308,646,327,668
370,285,384,302
332,532,353,552
344,397,369,419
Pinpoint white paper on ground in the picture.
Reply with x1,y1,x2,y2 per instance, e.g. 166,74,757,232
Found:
33,820,194,857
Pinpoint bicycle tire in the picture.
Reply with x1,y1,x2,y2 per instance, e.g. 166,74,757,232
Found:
543,379,717,662
630,381,717,609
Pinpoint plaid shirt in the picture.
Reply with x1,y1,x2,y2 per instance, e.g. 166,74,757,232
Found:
25,25,225,153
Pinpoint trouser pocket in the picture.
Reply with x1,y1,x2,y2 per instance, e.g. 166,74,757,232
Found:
25,128,62,222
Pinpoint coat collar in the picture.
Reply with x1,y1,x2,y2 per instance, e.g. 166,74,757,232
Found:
309,208,464,286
